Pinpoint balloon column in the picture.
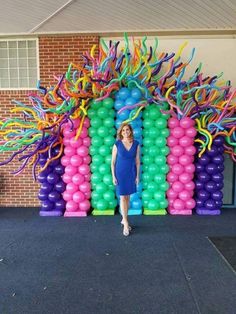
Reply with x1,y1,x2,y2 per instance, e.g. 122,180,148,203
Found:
142,104,169,215
114,87,143,215
88,98,117,215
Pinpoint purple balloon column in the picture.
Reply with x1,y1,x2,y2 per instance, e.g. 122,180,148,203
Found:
62,117,91,217
38,146,66,216
194,136,224,215
166,117,197,215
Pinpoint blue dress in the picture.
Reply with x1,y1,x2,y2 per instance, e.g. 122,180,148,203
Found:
115,140,139,196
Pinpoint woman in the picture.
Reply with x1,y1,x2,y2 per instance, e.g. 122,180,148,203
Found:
111,123,140,236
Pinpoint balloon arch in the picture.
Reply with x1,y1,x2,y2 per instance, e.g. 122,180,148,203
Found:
0,34,235,217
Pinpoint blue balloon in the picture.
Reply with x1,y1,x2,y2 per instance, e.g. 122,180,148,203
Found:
131,88,142,100
118,87,130,100
125,97,136,106
118,109,130,120
114,99,124,110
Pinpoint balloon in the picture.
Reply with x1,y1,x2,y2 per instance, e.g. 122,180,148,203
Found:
38,172,47,183
198,190,210,201
205,199,216,210
76,146,89,157
79,181,91,193
38,190,48,201
55,199,66,211
48,191,61,202
212,173,223,183
63,128,76,138
62,173,72,184
172,145,184,157
96,182,107,194
154,155,166,165
206,145,218,157
205,181,217,193
78,164,90,175
212,155,224,165
147,199,158,210
195,180,204,190
97,126,108,137
96,199,109,210
195,163,205,173
64,165,77,176
41,200,54,211
185,164,195,173
83,137,91,147
212,191,223,201
83,155,91,164
99,145,110,156
103,190,115,202
70,137,82,148
54,181,66,193
167,171,178,183
172,164,184,175
179,136,192,147
63,191,73,201
179,154,192,166
66,182,79,194
214,136,224,146
205,163,217,175
185,198,195,210
84,191,91,199
185,127,197,138
180,117,194,129
155,118,167,129
173,199,185,210
217,164,225,173
172,127,185,139
179,190,191,201
72,173,84,185
54,164,64,175
118,87,131,100
103,97,114,109
131,88,142,100
70,155,83,167
61,156,71,167
97,107,109,119
83,117,90,128
64,146,76,157
63,137,71,146
185,181,195,191
73,191,85,203
167,188,178,199
167,154,178,165
47,173,60,184
172,181,184,193
79,200,90,211
179,172,192,184
114,100,124,111
66,200,79,212
197,172,210,183
185,145,196,156
198,155,210,165
168,117,179,128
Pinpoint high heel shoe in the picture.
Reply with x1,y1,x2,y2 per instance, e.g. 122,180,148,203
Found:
123,225,130,236
120,221,132,231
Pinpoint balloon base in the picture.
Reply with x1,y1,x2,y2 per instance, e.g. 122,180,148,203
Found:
143,209,167,215
128,209,142,215
168,208,192,215
92,209,115,215
39,210,63,217
64,211,88,217
196,208,221,215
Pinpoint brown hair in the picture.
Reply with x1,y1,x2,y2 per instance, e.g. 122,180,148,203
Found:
117,123,134,141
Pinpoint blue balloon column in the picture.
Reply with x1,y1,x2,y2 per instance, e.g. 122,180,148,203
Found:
194,136,225,215
38,145,66,216
114,87,143,215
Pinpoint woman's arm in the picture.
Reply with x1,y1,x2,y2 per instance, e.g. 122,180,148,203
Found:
111,144,117,185
136,145,140,185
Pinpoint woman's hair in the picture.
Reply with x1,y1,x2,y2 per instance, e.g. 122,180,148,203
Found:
117,123,134,141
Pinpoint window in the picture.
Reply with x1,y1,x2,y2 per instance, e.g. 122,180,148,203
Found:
0,39,39,90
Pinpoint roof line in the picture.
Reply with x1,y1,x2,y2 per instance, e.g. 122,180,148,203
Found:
27,0,75,33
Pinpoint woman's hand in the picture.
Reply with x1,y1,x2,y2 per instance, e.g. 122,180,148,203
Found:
112,176,117,185
135,177,139,185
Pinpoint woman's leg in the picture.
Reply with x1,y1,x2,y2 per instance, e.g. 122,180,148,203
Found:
120,195,130,235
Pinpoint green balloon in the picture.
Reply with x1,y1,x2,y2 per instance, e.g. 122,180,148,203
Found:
91,190,100,201
142,190,152,201
91,117,103,128
143,110,150,119
105,154,112,164
99,164,110,175
142,138,153,147
142,155,152,165
108,109,115,118
143,119,153,129
149,146,159,156
159,199,168,208
91,100,102,110
103,173,113,185
91,172,103,184
154,174,165,184
96,199,109,210
148,163,158,173
149,127,158,138
92,136,103,147
104,135,115,146
160,146,170,156
103,190,115,202
90,163,97,173
96,182,107,194
89,145,97,156
99,145,110,156
87,108,96,118
103,97,114,109
88,127,97,137
155,118,167,129
142,129,150,138
155,155,166,165
161,128,170,137
148,199,158,210
155,137,166,147
142,172,152,182
97,107,109,119
97,126,108,137
154,191,165,202
92,154,104,165
108,199,117,208
159,164,169,174
108,128,116,136
149,107,160,119
143,199,149,208
159,181,169,191
103,117,115,128
147,182,157,193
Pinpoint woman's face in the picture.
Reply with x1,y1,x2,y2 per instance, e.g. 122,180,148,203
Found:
121,126,131,139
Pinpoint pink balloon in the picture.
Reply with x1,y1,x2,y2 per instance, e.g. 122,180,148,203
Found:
185,198,196,210
83,137,91,147
173,199,185,210
70,137,82,148
66,200,79,212
167,154,178,165
62,173,72,184
71,118,81,129
62,191,73,201
179,154,192,166
79,200,90,211
180,117,194,129
172,145,184,157
185,127,197,138
61,156,71,167
70,155,83,167
66,182,79,193
65,165,77,176
172,127,185,139
168,117,179,128
185,164,195,173
168,199,174,207
84,173,91,182
79,181,91,193
78,164,90,175
179,172,192,184
179,190,191,201
172,164,184,175
179,136,192,147
167,171,178,183
172,181,184,193
185,145,196,156
63,128,76,138
77,146,89,157
83,117,90,128
185,181,195,191
167,136,178,147
84,191,91,199
83,155,91,164
72,173,84,185
64,146,76,157
167,188,178,199
73,191,85,203
80,127,88,139
63,137,71,146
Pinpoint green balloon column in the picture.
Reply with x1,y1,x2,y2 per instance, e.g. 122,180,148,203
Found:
142,104,170,215
88,98,117,215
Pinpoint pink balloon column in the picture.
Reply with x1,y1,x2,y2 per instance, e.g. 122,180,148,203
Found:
62,118,91,217
166,117,196,215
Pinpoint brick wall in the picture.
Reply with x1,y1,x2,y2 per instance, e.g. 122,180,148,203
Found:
0,34,99,207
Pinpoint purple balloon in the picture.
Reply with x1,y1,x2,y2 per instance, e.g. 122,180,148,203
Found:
206,145,218,157
216,182,224,190
214,136,224,146
212,173,224,183
48,191,61,202
197,172,210,183
41,200,54,211
215,200,223,208
47,173,60,184
196,199,204,207
204,199,216,210
40,167,52,176
212,155,224,164
55,199,66,211
39,157,47,166
205,163,217,175
217,164,225,173
205,181,217,193
54,181,66,193
195,180,204,190
199,155,210,165
195,163,205,173
54,164,65,175
198,190,210,201
38,173,47,183
38,190,48,201
211,191,223,201
50,159,60,167
217,146,224,154
40,182,53,193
